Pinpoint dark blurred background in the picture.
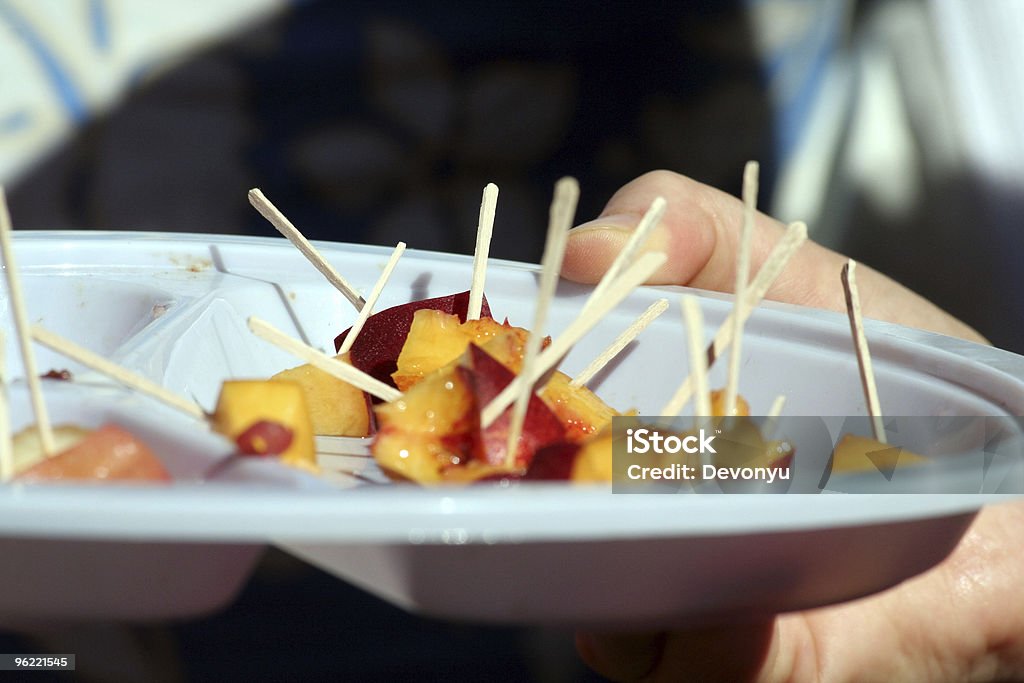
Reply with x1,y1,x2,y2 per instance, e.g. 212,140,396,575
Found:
8,0,1023,351
2,0,1023,680
7,2,774,253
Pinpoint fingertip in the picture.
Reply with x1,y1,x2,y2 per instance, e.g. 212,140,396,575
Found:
575,630,666,682
561,224,633,284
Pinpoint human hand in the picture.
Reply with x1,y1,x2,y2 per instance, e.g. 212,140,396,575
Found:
561,170,1023,682
562,170,986,344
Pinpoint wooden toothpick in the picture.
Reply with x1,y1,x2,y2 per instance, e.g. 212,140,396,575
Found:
485,251,666,429
762,394,787,439
468,183,498,321
33,320,396,463
505,178,578,468
582,196,666,313
570,298,669,388
661,221,807,415
724,161,758,416
31,325,207,420
766,394,787,419
248,317,402,403
0,188,54,455
707,221,807,369
841,260,886,443
681,295,711,419
249,188,365,310
338,242,406,355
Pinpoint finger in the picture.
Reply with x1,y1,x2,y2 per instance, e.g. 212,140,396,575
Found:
650,619,779,683
562,170,985,343
574,630,664,682
576,619,778,683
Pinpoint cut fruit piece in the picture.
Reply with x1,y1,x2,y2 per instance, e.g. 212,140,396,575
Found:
11,424,91,475
373,342,565,482
334,290,491,388
211,380,316,471
523,442,578,481
477,326,532,375
539,372,620,443
16,424,171,483
526,431,614,482
709,388,750,417
392,309,510,391
235,420,294,456
571,431,615,481
392,310,467,391
440,460,521,484
373,365,478,484
270,352,372,436
466,344,565,468
706,416,792,473
831,434,928,474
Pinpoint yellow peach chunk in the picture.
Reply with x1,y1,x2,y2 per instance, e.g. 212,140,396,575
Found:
393,309,520,390
212,380,317,472
571,431,614,482
270,352,371,437
12,424,91,475
374,367,477,484
831,434,928,474
709,388,750,417
540,372,620,443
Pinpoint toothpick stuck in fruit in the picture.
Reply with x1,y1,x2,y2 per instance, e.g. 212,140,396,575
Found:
570,298,669,388
30,324,326,473
338,242,406,355
767,394,786,419
248,317,402,403
30,325,207,420
680,295,711,418
249,188,365,310
468,183,499,322
484,251,666,430
841,260,886,443
0,187,55,455
661,221,807,416
724,161,758,416
762,394,787,439
506,178,579,467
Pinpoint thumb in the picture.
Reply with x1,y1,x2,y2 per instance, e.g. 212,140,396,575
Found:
561,170,985,343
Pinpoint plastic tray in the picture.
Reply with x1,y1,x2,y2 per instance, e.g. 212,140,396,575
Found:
1,231,1022,626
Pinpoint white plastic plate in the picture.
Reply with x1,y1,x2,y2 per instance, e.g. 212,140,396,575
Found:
1,232,1022,626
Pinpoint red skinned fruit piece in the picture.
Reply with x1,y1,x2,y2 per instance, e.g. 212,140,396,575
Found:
235,420,294,456
372,363,479,484
335,290,491,389
466,344,565,469
522,442,578,481
17,424,172,483
525,432,614,482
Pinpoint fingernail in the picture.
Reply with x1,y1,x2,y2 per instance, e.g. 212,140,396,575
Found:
570,213,641,234
568,214,669,254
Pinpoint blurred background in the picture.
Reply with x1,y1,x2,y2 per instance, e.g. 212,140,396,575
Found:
1,0,1023,680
